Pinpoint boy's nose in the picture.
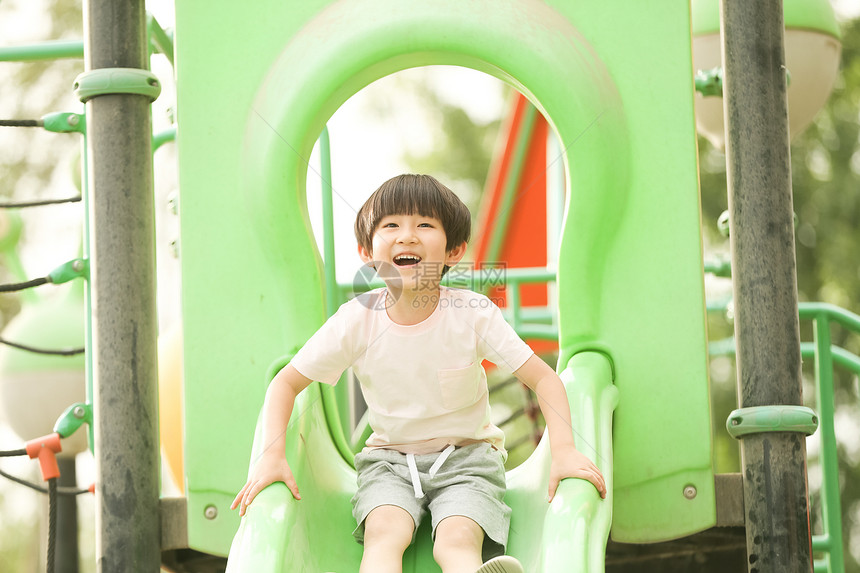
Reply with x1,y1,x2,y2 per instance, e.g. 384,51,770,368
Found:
396,228,418,243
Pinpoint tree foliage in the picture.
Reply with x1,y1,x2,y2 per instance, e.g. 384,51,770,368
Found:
395,73,507,216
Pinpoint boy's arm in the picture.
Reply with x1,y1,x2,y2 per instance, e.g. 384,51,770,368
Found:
231,364,313,516
513,354,607,501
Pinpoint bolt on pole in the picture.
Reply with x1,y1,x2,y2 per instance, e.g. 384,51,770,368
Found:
720,0,813,571
83,0,161,571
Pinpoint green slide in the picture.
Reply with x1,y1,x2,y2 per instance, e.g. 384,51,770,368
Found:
176,0,713,564
226,351,617,573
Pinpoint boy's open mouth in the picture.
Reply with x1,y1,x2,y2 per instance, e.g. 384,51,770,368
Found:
393,254,422,267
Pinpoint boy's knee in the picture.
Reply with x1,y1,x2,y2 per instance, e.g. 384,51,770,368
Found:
363,505,414,550
433,516,484,559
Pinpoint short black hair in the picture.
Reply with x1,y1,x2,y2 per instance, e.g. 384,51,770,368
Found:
354,174,471,255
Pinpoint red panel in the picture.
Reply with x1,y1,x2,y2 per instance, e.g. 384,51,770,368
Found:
474,93,556,355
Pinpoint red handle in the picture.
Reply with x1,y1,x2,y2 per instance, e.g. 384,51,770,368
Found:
25,433,63,481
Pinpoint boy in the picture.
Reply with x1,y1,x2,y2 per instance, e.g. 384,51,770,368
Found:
232,174,606,573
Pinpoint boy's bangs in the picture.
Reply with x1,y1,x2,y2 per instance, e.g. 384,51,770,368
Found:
369,181,445,229
355,173,471,254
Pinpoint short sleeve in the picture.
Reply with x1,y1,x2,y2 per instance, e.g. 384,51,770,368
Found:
289,301,360,385
476,299,534,373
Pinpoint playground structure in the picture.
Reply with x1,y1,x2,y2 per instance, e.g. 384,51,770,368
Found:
0,0,856,572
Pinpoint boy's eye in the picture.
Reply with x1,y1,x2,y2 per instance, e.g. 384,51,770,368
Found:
382,222,398,228
418,222,433,228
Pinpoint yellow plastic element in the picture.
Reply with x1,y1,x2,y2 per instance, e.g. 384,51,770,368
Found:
158,323,184,493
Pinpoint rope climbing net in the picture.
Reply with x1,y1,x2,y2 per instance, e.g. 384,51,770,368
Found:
0,110,90,573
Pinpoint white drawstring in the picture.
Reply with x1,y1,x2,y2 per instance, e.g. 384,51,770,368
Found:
428,445,456,477
406,453,424,498
406,445,457,498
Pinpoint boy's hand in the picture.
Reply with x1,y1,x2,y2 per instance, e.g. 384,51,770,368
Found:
230,452,301,517
548,445,606,502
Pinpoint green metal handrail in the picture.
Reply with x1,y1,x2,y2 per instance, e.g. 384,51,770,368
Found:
0,13,172,63
146,13,175,66
335,259,735,337
0,40,83,62
803,305,851,573
709,302,857,573
337,266,557,339
152,127,176,152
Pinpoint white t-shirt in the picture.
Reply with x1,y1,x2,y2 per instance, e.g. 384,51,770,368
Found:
289,286,534,456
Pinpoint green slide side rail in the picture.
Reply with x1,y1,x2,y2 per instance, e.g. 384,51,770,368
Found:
226,351,617,572
225,382,362,572
508,351,619,572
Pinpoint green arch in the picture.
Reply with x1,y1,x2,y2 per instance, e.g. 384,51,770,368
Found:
241,0,630,352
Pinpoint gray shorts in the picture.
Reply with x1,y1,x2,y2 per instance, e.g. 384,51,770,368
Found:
351,442,510,561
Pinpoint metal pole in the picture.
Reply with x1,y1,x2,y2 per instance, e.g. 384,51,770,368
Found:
720,0,812,571
83,1,161,571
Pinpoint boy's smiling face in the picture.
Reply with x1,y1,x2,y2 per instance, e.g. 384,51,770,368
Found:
358,213,466,291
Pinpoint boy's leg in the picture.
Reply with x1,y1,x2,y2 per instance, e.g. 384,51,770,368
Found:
427,444,511,564
353,449,426,572
360,505,415,573
432,515,484,573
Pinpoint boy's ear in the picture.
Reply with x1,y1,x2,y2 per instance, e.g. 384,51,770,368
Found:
358,244,373,265
445,241,468,266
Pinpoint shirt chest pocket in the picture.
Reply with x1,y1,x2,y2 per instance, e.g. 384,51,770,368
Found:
437,362,483,410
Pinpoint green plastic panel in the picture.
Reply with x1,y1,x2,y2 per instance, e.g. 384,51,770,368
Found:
174,0,715,557
550,0,716,542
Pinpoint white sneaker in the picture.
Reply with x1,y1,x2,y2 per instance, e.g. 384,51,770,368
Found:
475,555,524,573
